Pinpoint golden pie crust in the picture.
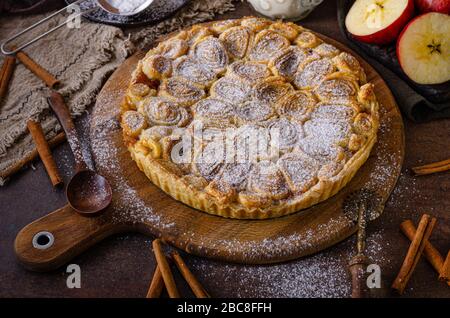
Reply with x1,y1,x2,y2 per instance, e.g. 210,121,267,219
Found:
121,17,379,219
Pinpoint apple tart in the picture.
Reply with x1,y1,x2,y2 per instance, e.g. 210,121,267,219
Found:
121,17,379,219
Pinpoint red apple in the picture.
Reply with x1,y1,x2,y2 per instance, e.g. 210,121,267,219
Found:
415,0,450,14
345,0,415,45
397,12,450,84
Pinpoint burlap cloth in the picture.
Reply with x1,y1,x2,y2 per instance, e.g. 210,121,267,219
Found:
0,0,234,185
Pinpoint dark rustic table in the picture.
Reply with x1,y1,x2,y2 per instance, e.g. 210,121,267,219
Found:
1,1,449,298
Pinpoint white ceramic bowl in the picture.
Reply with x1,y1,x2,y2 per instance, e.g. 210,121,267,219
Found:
248,0,324,21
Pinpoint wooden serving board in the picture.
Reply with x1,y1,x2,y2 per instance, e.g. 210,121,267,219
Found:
15,32,405,271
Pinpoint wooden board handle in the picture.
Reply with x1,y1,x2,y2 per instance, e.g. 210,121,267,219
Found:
15,204,120,271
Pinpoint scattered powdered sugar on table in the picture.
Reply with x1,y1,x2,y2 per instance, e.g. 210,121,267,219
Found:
385,172,419,214
364,107,402,193
198,253,351,298
89,117,174,229
373,107,420,214
188,228,388,298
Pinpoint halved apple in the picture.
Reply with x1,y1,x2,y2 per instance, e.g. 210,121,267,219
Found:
415,0,450,15
397,12,450,84
346,0,415,45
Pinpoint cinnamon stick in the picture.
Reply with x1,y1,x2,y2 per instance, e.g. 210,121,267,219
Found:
152,239,180,298
15,50,59,88
412,159,450,176
146,265,165,298
0,132,65,181
0,56,16,101
171,251,210,298
400,220,444,274
439,251,450,283
27,120,63,187
392,214,437,294
400,220,450,287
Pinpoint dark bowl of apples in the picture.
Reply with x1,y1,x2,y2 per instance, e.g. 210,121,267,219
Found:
338,0,450,104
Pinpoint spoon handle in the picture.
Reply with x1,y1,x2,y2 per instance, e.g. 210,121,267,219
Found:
47,90,88,172
349,254,369,298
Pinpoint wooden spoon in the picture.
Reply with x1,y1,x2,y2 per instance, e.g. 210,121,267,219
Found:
47,90,112,215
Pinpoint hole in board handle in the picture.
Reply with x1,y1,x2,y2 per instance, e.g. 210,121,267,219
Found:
32,231,54,250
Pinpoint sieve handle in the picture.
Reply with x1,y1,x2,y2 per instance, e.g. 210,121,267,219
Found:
1,0,95,55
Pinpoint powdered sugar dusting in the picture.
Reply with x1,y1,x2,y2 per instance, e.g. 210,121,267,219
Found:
271,46,310,79
220,163,252,189
187,228,388,298
219,26,250,59
278,152,318,192
192,36,228,73
310,103,355,122
90,117,174,228
173,56,216,85
122,110,145,132
210,76,251,104
315,79,356,102
194,98,235,119
249,30,289,62
267,117,303,150
236,100,273,123
365,108,402,193
314,43,340,57
188,214,350,261
228,61,270,83
294,58,334,89
106,0,149,15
